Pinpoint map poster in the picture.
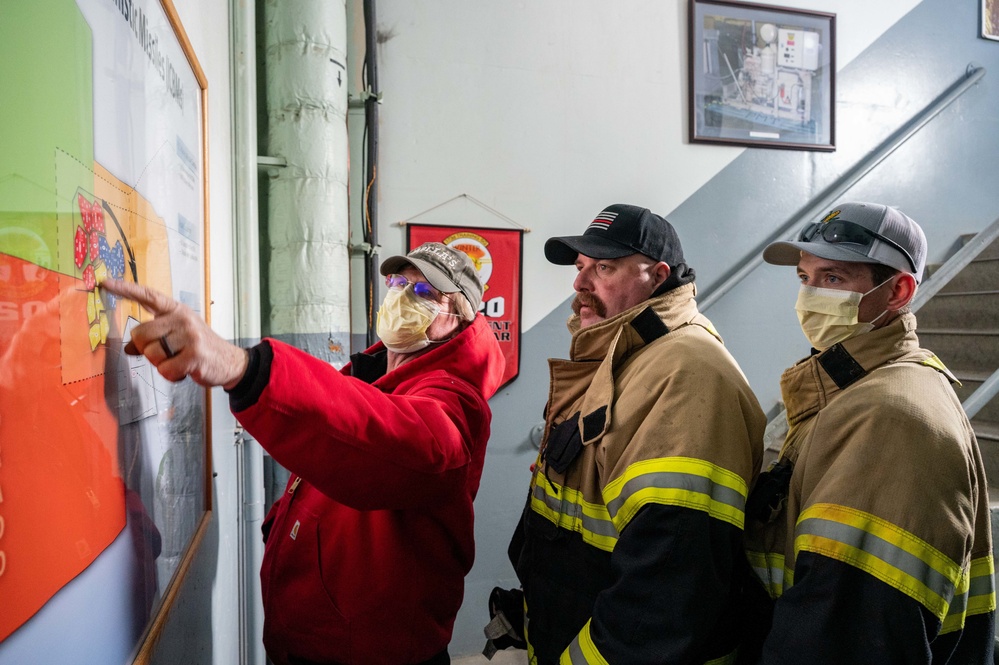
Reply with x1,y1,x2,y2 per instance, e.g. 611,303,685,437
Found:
407,225,523,387
0,0,208,654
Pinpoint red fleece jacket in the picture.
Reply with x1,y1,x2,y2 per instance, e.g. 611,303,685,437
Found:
232,315,505,665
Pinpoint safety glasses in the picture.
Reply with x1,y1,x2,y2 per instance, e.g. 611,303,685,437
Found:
798,219,917,273
385,274,441,300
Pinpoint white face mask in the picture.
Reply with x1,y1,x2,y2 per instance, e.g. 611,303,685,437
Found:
795,277,893,350
376,286,441,353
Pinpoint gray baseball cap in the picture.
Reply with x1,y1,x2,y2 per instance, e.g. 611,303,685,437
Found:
380,242,485,311
763,202,927,282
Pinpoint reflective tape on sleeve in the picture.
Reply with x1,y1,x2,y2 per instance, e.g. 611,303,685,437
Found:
530,456,750,552
560,620,608,665
795,503,968,622
603,457,749,531
530,473,618,552
941,554,996,634
747,549,788,599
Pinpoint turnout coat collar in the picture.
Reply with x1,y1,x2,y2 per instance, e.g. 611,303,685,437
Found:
548,283,719,446
780,313,954,431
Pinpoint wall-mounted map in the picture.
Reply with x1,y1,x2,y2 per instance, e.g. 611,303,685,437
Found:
0,0,207,659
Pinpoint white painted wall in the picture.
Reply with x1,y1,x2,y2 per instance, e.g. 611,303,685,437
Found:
374,0,921,331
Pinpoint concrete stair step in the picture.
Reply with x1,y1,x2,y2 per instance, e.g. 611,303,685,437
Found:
918,292,999,330
977,422,999,492
937,258,999,294
976,237,999,261
917,329,999,372
978,421,999,441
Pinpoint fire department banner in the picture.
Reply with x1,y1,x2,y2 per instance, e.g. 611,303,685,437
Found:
407,224,522,387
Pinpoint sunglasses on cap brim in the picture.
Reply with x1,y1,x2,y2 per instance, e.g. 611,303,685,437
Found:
798,219,917,273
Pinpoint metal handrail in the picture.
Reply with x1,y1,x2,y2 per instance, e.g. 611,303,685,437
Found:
964,369,999,420
911,215,999,310
699,64,986,313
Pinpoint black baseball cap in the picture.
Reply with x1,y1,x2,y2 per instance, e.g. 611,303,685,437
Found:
545,204,686,266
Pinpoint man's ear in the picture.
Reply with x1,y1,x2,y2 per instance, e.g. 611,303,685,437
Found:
887,272,918,311
653,261,671,290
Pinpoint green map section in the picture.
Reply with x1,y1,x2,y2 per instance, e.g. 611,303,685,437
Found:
0,0,94,276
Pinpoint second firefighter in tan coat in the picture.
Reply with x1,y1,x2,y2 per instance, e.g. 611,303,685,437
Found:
508,204,765,665
744,202,995,664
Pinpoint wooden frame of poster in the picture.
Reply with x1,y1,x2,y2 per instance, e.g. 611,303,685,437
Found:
132,0,211,662
406,224,523,388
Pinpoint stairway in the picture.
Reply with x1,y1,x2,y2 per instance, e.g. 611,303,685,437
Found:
917,232,999,654
917,235,999,486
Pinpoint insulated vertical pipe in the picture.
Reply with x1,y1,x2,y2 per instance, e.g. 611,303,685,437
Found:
263,0,350,365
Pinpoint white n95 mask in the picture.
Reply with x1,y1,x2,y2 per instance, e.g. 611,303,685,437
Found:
376,286,441,353
795,278,891,350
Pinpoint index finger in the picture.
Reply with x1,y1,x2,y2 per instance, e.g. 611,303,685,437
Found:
101,278,178,317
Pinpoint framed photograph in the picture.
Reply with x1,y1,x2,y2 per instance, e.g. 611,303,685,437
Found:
689,0,836,151
983,0,999,41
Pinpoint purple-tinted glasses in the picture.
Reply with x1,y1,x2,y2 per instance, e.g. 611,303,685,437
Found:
385,274,441,300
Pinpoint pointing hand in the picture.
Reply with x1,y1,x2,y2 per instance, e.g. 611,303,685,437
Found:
101,278,249,390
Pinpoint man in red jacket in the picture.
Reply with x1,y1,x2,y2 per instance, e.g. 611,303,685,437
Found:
103,242,505,665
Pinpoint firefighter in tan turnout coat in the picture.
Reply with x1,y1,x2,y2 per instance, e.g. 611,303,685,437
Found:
504,204,765,665
744,201,995,664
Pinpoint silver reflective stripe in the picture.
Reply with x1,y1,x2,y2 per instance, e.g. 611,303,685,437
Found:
605,470,745,520
752,562,784,589
969,570,995,597
947,590,968,616
565,636,586,664
797,517,956,602
531,482,618,539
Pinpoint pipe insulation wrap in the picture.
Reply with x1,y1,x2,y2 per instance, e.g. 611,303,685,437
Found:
270,241,351,304
263,0,349,352
268,173,350,244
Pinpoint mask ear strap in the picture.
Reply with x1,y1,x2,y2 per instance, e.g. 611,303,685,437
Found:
864,274,896,296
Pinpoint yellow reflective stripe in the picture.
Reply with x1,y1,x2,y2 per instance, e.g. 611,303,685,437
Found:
795,504,964,621
561,619,608,665
700,321,723,342
920,354,961,385
530,472,619,552
967,555,997,616
603,457,749,531
525,598,538,665
560,619,736,665
747,550,787,599
705,649,738,665
941,555,998,634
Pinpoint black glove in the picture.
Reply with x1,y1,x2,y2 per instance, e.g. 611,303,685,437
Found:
482,587,527,659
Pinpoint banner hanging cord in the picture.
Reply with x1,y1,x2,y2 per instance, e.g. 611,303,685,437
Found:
397,193,530,233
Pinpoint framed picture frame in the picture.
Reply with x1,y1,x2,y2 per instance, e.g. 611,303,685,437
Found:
983,0,999,41
688,0,836,151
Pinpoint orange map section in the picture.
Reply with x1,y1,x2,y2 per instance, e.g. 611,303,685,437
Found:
0,166,170,641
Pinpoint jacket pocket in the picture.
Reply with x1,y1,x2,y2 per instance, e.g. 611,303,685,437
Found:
260,489,351,664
